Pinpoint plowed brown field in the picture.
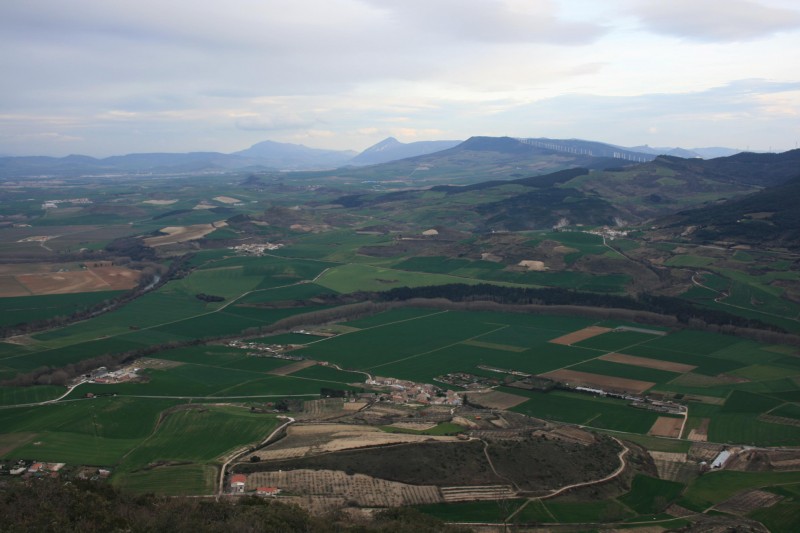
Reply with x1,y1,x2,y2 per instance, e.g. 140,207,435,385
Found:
549,326,612,345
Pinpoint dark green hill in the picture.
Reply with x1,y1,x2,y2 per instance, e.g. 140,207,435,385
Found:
652,149,800,187
294,136,632,187
331,166,615,231
659,174,800,249
328,147,800,232
564,149,800,220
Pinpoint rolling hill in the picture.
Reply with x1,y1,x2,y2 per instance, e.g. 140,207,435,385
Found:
349,137,461,166
656,173,800,249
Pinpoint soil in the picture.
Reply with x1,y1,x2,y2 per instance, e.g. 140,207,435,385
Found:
549,326,612,345
268,360,317,376
244,469,442,507
465,390,529,410
12,266,140,296
715,489,784,515
143,221,225,247
687,418,710,442
648,416,683,438
540,368,655,395
599,352,696,373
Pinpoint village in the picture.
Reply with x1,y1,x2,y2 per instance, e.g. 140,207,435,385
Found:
229,242,284,255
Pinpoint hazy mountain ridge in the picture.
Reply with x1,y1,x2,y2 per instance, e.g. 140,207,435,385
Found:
233,139,356,169
624,145,740,159
327,148,800,233
349,137,461,166
0,136,758,181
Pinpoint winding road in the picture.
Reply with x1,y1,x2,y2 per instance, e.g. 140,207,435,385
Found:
506,437,630,522
216,415,295,499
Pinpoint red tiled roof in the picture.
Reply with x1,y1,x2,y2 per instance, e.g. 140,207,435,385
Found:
230,474,247,484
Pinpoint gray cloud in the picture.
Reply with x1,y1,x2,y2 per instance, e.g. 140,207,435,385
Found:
0,1,798,156
235,113,318,131
630,0,800,41
359,0,607,45
488,79,800,149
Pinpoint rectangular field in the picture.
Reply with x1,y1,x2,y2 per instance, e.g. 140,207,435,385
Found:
599,352,696,373
466,390,529,410
648,416,684,438
13,266,139,295
508,388,664,433
539,368,655,394
268,360,317,376
549,326,612,345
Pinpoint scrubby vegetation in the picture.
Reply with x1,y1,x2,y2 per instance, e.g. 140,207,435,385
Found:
0,479,467,532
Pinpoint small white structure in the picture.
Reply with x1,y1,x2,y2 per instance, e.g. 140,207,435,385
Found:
230,474,247,493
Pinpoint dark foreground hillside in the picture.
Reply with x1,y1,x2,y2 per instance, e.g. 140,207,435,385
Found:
0,479,468,533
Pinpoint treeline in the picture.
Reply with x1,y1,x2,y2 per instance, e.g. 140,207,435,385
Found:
1,339,205,387
1,303,385,388
374,283,784,331
353,284,800,346
7,282,798,387
0,478,467,533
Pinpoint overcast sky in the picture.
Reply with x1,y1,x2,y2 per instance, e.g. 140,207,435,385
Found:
2,0,799,157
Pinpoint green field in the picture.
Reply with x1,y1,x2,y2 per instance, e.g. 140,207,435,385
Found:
680,471,800,512
112,463,218,495
415,500,526,523
0,397,180,464
0,291,125,328
619,475,685,514
508,388,670,434
116,406,278,471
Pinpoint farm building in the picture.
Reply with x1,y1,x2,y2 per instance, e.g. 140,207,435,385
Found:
230,474,247,493
256,487,281,497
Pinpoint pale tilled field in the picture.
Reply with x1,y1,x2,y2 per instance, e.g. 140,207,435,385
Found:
245,469,443,507
245,424,460,461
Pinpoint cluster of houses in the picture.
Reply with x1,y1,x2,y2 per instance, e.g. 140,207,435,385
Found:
434,372,500,389
588,226,629,240
229,243,283,255
41,198,92,209
228,474,281,496
367,377,462,406
226,340,304,360
82,366,140,385
573,386,685,414
1,460,113,482
4,461,65,477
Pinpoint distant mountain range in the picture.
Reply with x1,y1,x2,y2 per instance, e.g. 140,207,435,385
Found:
624,145,740,159
0,135,746,179
233,140,356,169
348,137,462,166
323,147,800,234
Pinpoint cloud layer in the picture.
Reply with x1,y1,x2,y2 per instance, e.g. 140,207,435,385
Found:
1,0,799,156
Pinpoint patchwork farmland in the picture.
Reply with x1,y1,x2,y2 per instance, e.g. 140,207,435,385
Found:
0,168,799,531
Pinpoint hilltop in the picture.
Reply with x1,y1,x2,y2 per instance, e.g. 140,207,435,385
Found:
349,137,461,166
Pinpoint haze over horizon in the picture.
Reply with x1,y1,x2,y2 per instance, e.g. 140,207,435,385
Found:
2,0,800,158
